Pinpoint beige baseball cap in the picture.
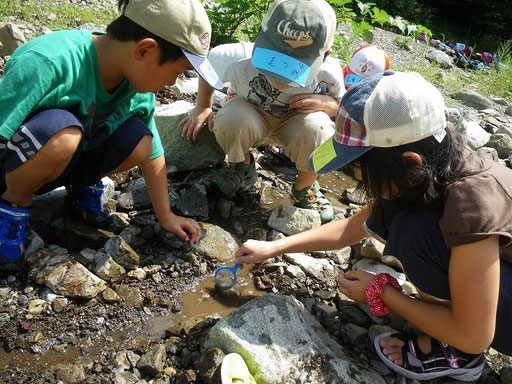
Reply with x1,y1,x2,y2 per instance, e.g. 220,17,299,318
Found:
124,0,223,89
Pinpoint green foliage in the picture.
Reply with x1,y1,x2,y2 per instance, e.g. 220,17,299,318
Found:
330,34,354,65
394,36,412,51
497,40,512,63
206,0,272,45
0,0,117,31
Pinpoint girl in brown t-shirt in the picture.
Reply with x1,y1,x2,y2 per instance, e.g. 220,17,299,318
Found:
233,71,512,381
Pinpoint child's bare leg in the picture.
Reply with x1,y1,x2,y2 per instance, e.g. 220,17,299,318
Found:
2,127,82,206
295,170,317,190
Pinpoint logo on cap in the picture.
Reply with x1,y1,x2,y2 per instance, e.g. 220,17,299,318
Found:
200,32,210,51
276,20,313,48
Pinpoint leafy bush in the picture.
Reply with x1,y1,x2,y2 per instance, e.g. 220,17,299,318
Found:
206,0,272,45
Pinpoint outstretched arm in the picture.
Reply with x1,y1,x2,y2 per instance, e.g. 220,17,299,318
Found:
235,205,371,264
140,155,201,244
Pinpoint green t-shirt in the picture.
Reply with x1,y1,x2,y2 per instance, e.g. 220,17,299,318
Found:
0,30,163,159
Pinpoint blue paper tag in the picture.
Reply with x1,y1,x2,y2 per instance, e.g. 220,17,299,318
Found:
252,47,311,86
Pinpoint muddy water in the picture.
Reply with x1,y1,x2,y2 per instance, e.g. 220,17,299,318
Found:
0,171,357,373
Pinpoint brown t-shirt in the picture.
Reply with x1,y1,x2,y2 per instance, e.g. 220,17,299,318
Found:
440,152,512,261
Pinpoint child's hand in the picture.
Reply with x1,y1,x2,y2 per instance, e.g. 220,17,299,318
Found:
234,240,277,264
289,94,339,117
159,212,202,245
179,105,215,141
338,270,374,304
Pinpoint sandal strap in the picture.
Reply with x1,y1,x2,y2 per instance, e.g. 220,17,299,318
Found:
397,332,481,374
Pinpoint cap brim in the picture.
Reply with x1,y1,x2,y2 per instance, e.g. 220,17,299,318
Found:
183,49,224,90
308,137,373,174
251,32,322,87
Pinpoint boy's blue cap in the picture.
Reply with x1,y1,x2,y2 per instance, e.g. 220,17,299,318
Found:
309,70,448,174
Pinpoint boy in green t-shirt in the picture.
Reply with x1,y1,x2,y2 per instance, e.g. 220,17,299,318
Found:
0,0,222,271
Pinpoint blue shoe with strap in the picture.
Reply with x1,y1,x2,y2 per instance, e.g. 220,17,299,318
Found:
0,200,31,271
69,181,112,228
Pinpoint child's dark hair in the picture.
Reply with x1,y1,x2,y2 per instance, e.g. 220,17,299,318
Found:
106,0,184,64
358,127,477,211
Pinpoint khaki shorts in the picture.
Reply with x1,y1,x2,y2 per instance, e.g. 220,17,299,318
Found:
213,97,335,171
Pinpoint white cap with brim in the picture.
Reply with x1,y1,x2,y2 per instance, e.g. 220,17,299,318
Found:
124,0,223,90
251,0,336,87
182,49,224,90
309,70,447,174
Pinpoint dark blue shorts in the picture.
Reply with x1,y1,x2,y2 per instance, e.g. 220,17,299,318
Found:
0,109,152,195
367,205,512,355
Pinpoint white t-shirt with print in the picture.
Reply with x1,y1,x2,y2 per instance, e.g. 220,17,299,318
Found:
209,42,345,118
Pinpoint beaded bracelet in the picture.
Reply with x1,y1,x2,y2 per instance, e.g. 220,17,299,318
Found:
364,273,402,317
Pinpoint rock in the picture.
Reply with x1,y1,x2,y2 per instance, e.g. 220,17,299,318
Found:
28,249,106,299
127,268,147,280
360,238,385,260
452,90,493,111
477,147,500,162
480,108,499,116
341,187,367,205
459,121,490,150
337,304,371,327
343,323,368,345
352,258,406,285
52,297,69,313
28,299,46,315
45,221,113,251
491,97,509,106
54,363,86,384
119,225,142,246
0,313,10,328
0,23,26,56
155,101,224,172
198,348,225,383
31,186,69,224
174,183,209,219
116,285,144,307
283,253,337,285
486,133,512,159
425,50,453,68
193,223,239,262
114,371,139,384
110,212,131,232
118,178,152,210
506,105,512,117
26,230,45,256
323,247,352,266
102,287,122,303
315,303,338,319
136,344,166,377
104,236,140,270
285,265,306,281
170,77,199,96
267,205,321,235
203,294,385,384
93,251,126,282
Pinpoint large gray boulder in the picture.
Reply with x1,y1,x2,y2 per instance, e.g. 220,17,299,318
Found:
203,293,385,384
155,101,224,172
452,90,493,111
